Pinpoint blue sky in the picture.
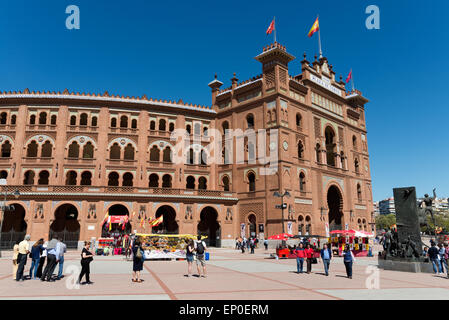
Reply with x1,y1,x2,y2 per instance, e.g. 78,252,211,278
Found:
0,0,447,201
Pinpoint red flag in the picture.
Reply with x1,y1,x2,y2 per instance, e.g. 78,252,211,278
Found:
266,19,275,35
346,69,352,84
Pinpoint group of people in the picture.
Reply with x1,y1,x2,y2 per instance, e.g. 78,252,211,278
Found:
235,237,258,254
12,235,67,282
425,240,449,278
292,242,356,279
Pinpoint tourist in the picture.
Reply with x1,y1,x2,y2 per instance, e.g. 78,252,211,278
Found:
185,239,195,277
444,243,449,279
195,235,207,278
36,241,47,279
56,238,67,280
295,242,306,273
235,238,239,250
12,240,20,280
250,238,255,254
437,243,446,274
77,241,94,285
241,239,245,254
16,235,31,281
264,239,268,250
343,246,356,279
29,238,44,280
304,244,314,274
422,247,428,257
427,242,441,274
320,243,332,276
41,236,61,282
132,239,144,283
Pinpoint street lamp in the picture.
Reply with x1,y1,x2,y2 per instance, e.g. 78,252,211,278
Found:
0,188,20,257
274,190,291,234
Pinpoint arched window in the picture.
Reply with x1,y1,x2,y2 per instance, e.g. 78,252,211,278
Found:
109,143,121,160
38,170,49,185
30,114,36,125
305,216,312,235
26,141,38,158
186,148,194,165
120,115,128,128
150,146,160,162
65,171,77,185
159,119,166,131
83,142,94,159
203,127,208,136
358,219,362,230
122,172,134,186
68,142,80,158
296,113,302,127
108,172,119,186
352,135,357,149
1,141,11,158
198,177,207,190
325,127,336,166
355,158,360,173
150,120,156,131
186,124,191,134
200,149,208,165
80,113,88,126
41,141,52,158
169,123,175,132
124,144,135,160
50,115,57,125
0,170,7,179
186,176,195,189
111,118,117,128
70,115,77,126
340,151,345,170
91,116,98,127
131,119,137,129
162,174,172,188
38,112,47,125
11,115,16,125
315,143,321,163
222,175,230,192
0,112,7,125
246,114,254,129
299,172,306,192
80,171,92,186
163,147,172,163
248,172,256,192
23,170,35,185
362,219,367,231
298,216,305,235
297,141,304,159
149,174,159,188
357,184,362,201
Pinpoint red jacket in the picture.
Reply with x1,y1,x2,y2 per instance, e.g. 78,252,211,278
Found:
304,248,314,258
295,248,306,258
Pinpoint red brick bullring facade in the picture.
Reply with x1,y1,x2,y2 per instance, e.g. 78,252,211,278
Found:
0,43,373,248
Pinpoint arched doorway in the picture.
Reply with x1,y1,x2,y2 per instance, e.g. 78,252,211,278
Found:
327,185,344,231
197,207,221,247
248,214,257,238
102,204,132,237
152,205,178,234
0,204,27,249
49,204,80,249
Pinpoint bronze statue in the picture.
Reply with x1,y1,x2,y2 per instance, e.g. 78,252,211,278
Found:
418,188,437,234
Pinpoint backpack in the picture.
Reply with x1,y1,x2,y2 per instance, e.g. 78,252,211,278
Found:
136,247,142,259
196,241,205,255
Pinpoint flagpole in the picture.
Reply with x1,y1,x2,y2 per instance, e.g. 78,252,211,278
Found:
317,16,323,58
274,16,277,43
351,69,355,92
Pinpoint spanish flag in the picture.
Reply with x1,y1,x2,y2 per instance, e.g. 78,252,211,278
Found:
149,215,163,227
308,17,319,38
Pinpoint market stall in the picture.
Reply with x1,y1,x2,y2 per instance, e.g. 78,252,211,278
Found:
329,230,374,257
136,234,207,260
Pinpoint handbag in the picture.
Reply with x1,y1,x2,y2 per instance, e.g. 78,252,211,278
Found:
311,258,318,264
136,248,143,259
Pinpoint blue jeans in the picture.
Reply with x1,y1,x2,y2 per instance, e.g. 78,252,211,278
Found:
431,258,442,274
442,259,448,274
323,259,330,275
57,256,64,278
296,258,304,273
29,258,40,279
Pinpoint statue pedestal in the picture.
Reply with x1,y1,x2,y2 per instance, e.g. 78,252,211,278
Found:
378,257,434,273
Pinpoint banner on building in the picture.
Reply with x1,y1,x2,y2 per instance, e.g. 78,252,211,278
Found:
241,223,246,238
287,222,293,235
325,222,330,238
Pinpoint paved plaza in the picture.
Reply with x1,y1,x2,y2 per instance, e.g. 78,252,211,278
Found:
1,247,449,300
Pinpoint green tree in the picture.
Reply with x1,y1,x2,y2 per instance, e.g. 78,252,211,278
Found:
375,214,396,231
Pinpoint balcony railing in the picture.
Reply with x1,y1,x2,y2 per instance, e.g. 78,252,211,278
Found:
67,125,98,133
27,124,57,131
12,185,237,198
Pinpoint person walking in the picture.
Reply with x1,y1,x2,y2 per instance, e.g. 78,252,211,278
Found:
185,239,195,277
320,243,332,276
132,239,144,283
250,238,255,254
36,241,47,279
264,239,268,251
437,243,446,274
343,246,356,279
77,241,94,285
41,236,61,282
29,239,44,280
304,244,314,274
56,239,67,280
16,235,31,281
12,240,20,280
428,242,442,275
195,235,207,278
295,242,306,273
444,243,449,279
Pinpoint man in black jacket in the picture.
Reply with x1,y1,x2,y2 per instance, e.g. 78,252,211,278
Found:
428,242,442,274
